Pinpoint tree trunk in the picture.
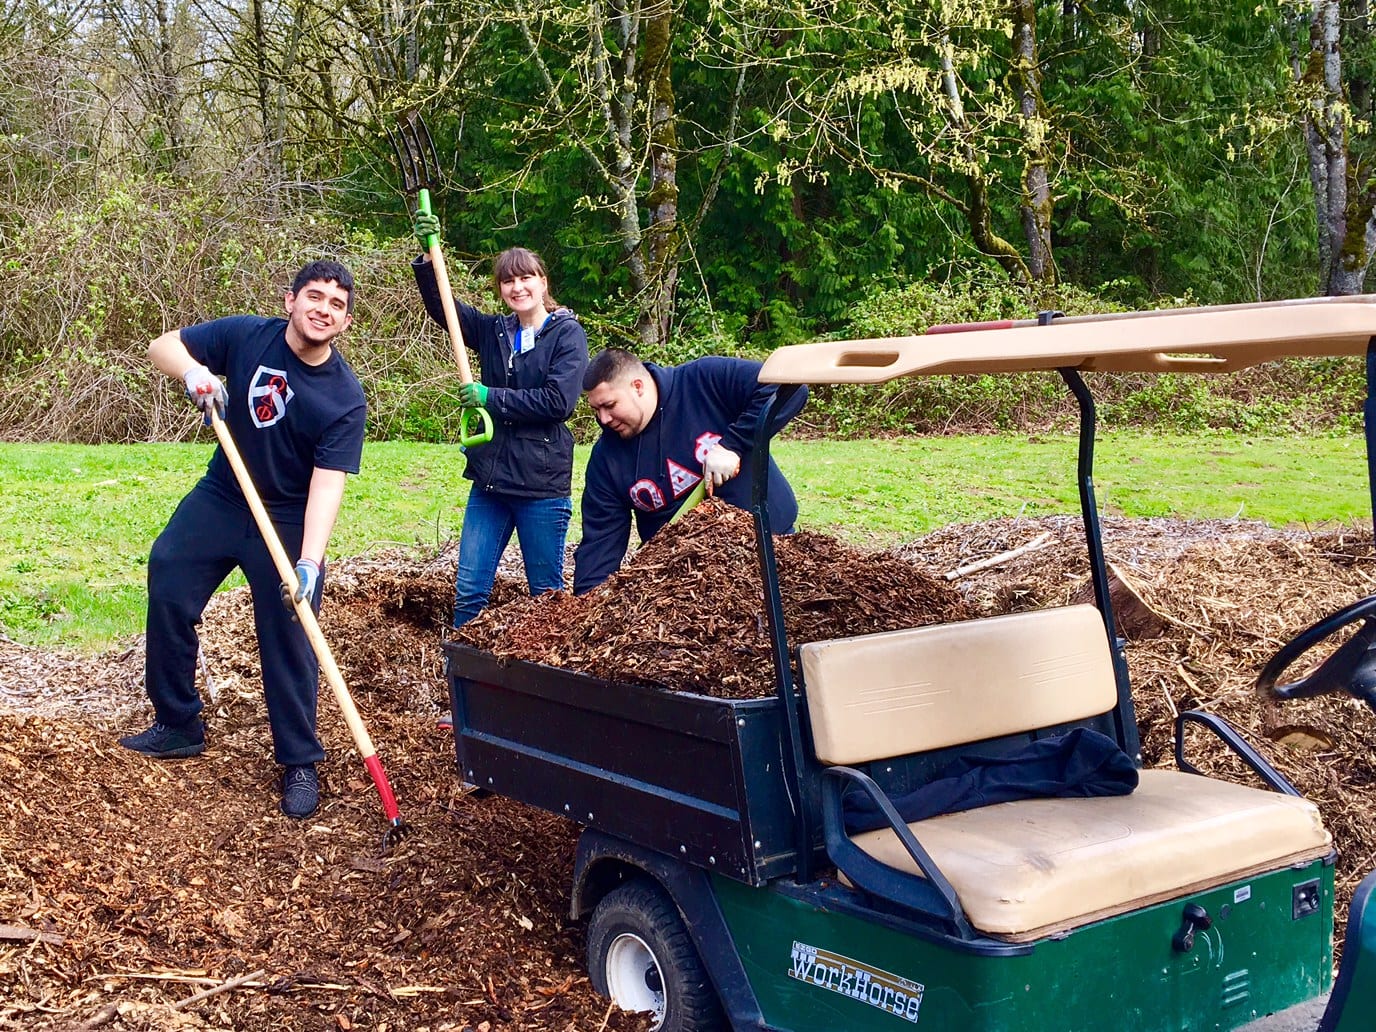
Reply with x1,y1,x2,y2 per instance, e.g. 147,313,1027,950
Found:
601,0,650,316
638,1,680,347
937,32,1031,284
247,0,281,199
1302,0,1373,294
1010,0,1055,286
152,0,186,172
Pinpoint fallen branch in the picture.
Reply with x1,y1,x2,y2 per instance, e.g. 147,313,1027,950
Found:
171,968,267,1011
78,1002,119,1030
87,972,217,987
0,924,64,945
943,532,1053,581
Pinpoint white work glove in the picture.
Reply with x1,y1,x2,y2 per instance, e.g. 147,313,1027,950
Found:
702,444,741,492
182,364,228,421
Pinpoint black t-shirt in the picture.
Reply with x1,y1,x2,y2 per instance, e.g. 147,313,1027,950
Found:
182,315,366,521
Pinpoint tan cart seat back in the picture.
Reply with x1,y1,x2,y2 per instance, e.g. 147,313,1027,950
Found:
801,605,1118,766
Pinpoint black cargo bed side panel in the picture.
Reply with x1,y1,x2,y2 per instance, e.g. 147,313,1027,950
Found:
445,644,801,885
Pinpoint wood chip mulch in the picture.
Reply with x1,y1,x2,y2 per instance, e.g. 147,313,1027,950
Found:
4,507,1376,1029
0,547,648,1032
456,500,972,697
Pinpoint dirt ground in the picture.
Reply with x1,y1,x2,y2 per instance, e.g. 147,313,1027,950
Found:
3,508,1376,1030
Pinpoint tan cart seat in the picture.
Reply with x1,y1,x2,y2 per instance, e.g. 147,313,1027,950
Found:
848,769,1331,941
801,606,1333,941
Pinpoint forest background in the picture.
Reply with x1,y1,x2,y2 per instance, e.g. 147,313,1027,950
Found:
1,0,1374,445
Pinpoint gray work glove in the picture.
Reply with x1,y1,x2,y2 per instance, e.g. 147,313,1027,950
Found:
182,364,228,422
279,558,320,614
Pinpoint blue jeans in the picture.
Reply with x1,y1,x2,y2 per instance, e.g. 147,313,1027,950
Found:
453,487,573,628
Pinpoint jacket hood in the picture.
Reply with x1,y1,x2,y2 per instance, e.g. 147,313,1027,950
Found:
646,361,675,414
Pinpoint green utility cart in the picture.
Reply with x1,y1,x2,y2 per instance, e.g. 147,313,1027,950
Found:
444,297,1376,1032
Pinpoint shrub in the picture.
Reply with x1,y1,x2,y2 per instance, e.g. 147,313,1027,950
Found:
0,176,481,443
0,187,1361,444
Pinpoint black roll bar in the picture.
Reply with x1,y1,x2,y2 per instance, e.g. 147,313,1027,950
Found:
751,383,814,881
1059,366,1142,765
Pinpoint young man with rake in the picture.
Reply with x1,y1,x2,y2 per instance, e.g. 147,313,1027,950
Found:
118,260,367,820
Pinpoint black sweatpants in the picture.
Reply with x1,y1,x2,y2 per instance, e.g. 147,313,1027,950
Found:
144,485,325,767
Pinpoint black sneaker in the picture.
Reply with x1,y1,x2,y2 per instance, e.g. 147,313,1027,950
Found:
118,721,205,759
280,765,319,818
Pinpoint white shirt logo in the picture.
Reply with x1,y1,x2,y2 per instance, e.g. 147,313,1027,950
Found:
666,459,701,497
694,432,723,463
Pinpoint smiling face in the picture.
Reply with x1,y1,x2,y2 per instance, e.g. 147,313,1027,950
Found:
499,270,549,325
586,372,657,438
283,279,353,357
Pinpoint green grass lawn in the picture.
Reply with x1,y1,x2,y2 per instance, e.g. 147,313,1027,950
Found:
1,433,1370,650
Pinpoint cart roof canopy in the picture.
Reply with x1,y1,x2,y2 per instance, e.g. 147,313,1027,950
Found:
758,295,1376,385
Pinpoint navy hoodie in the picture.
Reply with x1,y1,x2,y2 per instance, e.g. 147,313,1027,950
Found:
573,357,807,594
413,257,589,497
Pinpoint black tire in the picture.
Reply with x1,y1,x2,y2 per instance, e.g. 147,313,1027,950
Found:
586,878,725,1032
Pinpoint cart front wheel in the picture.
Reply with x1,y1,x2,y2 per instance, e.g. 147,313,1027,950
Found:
587,879,722,1032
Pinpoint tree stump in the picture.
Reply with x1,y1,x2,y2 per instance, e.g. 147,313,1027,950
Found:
1070,561,1170,639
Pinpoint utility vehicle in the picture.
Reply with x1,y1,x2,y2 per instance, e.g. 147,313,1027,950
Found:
443,297,1376,1031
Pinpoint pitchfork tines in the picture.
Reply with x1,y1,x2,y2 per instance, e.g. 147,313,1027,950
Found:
386,113,441,199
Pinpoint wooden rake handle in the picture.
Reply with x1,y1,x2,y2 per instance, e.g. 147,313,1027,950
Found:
207,410,402,826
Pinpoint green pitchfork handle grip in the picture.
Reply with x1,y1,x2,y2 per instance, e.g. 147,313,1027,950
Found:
417,189,494,447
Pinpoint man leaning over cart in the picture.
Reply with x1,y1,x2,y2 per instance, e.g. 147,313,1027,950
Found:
573,347,807,595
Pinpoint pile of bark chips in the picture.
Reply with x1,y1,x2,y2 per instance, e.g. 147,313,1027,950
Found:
456,499,972,698
7,503,1376,1031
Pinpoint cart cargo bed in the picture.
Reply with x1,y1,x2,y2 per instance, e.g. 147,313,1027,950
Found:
444,643,813,886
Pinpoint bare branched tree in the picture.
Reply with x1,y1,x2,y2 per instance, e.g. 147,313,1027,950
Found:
496,0,749,347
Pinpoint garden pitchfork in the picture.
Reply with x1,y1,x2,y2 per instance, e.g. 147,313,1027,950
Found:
387,114,494,447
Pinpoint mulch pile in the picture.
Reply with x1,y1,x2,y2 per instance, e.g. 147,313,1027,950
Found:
4,507,1376,1030
456,500,971,697
0,546,648,1032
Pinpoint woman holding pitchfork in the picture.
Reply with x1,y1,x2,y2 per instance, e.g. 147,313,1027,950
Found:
411,214,589,726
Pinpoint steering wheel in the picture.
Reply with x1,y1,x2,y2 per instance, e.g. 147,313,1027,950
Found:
1256,594,1376,709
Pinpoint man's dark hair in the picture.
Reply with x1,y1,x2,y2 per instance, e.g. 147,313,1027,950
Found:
291,260,356,313
583,348,646,392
